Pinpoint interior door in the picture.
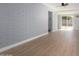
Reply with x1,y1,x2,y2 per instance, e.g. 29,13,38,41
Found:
48,11,53,32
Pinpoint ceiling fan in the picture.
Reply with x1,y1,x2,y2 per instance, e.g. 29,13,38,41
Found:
61,3,69,6
56,3,69,7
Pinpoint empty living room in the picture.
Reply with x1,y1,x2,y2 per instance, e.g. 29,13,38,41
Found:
0,1,79,58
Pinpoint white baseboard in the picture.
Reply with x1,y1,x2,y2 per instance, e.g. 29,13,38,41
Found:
0,32,48,53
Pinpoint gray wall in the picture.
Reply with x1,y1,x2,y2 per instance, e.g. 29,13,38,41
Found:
74,16,79,30
0,3,49,48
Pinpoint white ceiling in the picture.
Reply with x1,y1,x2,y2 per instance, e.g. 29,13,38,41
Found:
43,3,79,15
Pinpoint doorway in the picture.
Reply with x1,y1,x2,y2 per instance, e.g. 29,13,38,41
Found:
48,11,53,32
61,16,74,31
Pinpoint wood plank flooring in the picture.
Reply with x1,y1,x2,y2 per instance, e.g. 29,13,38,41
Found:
0,30,79,56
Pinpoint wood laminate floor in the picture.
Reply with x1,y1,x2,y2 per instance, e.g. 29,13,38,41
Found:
0,30,79,56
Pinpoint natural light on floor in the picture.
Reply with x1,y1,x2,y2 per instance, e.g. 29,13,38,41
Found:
60,26,74,31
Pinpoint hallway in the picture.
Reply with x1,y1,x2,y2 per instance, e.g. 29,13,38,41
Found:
0,30,79,56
